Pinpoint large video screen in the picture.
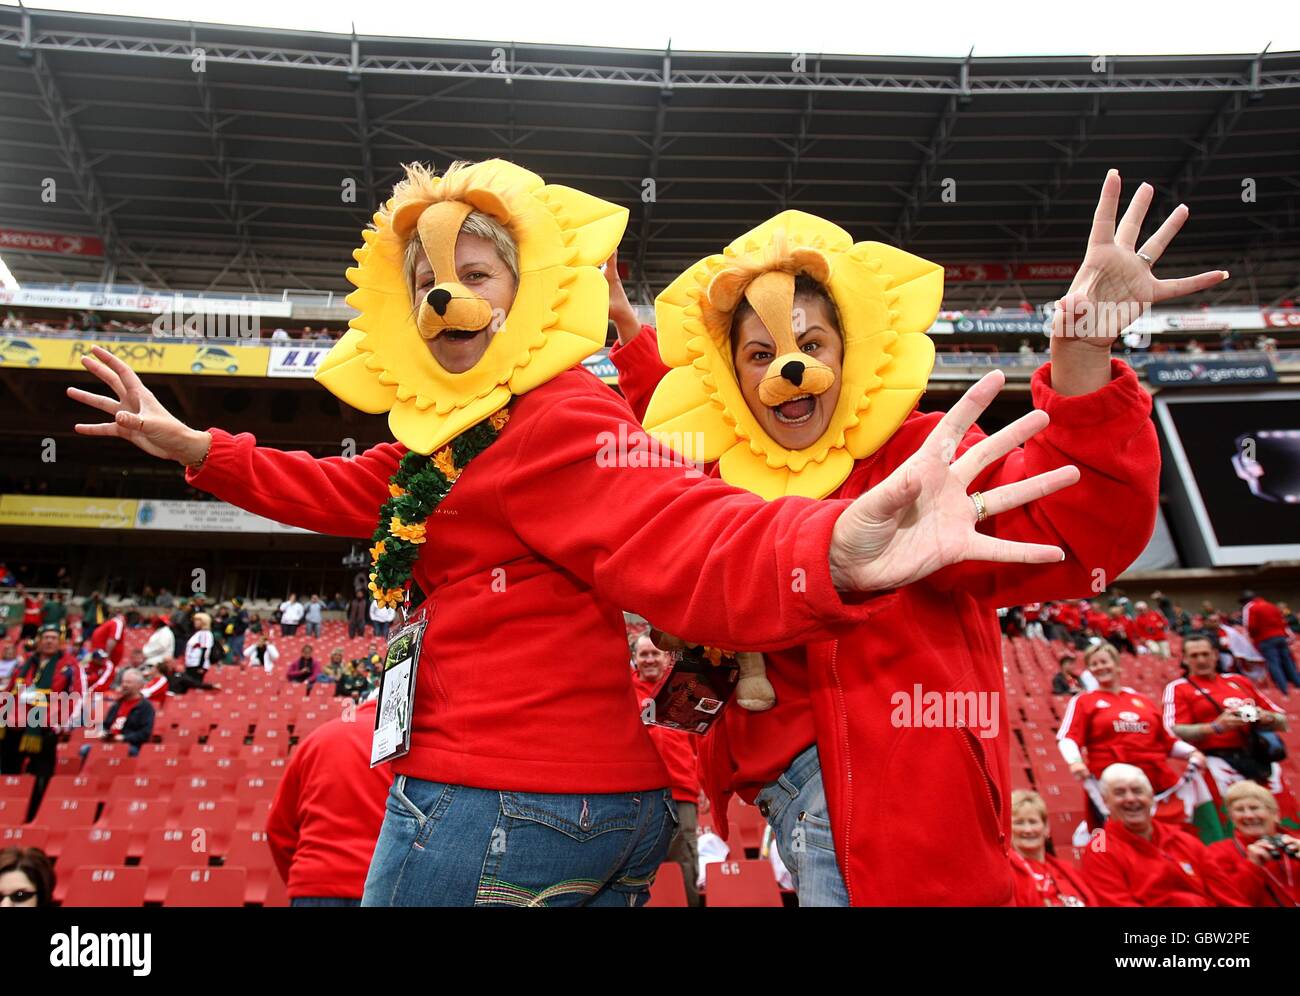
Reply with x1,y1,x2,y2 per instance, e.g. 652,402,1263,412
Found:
1155,389,1300,566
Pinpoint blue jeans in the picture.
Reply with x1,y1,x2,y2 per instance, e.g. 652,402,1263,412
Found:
305,621,321,638
755,744,849,907
228,634,245,662
291,896,361,907
1258,636,1300,696
362,775,677,907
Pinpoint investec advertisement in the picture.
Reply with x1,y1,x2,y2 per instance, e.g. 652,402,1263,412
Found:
1155,389,1300,566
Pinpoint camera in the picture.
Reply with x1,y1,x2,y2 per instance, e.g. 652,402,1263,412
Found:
1236,703,1260,723
1260,835,1300,861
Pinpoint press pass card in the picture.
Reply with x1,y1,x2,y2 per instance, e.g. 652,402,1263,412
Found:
370,606,428,766
642,645,741,735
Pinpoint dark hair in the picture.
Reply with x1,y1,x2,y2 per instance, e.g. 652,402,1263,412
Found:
731,274,842,358
1182,631,1217,652
0,847,55,906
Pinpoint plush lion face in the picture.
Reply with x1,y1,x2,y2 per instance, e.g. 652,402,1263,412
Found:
644,211,944,500
315,159,628,454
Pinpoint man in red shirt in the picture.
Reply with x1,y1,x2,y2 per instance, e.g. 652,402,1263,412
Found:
267,697,392,906
17,585,42,640
1104,605,1137,655
87,608,131,692
1133,600,1169,657
1241,590,1300,696
630,634,702,906
1163,633,1290,800
1081,763,1249,906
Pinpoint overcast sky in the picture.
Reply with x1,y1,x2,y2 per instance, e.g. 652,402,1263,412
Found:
27,0,1294,57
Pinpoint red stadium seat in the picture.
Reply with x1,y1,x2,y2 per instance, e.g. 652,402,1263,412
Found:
0,824,49,850
0,796,30,828
189,756,246,784
726,798,767,852
98,797,172,856
31,798,98,857
262,872,290,908
53,827,131,903
38,774,101,806
235,775,281,812
109,774,166,799
224,829,276,903
237,799,273,832
171,799,238,852
163,866,247,907
139,827,207,903
645,862,688,907
172,775,233,805
705,860,782,907
0,774,34,800
62,865,149,908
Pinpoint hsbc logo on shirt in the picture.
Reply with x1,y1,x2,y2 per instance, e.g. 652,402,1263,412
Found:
1223,696,1250,710
1112,710,1150,734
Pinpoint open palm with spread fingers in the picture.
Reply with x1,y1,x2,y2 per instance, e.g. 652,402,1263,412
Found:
67,345,210,466
829,369,1080,592
1056,169,1229,345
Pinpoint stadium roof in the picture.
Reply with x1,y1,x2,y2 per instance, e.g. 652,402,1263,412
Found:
1,4,1298,308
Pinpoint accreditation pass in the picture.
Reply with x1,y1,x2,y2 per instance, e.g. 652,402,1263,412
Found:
370,607,428,766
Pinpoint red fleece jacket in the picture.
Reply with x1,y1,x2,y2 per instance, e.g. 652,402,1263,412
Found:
1082,818,1249,906
266,700,390,899
188,366,888,794
612,326,1160,905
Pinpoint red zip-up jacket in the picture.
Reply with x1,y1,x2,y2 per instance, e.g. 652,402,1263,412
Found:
1082,818,1249,906
613,327,1159,905
266,700,391,899
187,367,888,794
1243,597,1288,643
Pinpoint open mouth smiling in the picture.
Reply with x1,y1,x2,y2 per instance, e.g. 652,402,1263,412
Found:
771,393,816,425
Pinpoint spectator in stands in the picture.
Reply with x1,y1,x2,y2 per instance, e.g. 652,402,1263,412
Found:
39,591,67,638
1282,602,1299,634
278,593,304,636
1186,338,1206,356
1132,601,1169,657
1164,633,1289,800
225,597,250,662
1022,602,1045,640
0,642,19,686
1,626,84,816
1170,603,1193,637
267,694,391,906
0,847,55,907
1008,789,1095,906
317,648,344,689
304,594,323,638
630,635,701,906
244,632,280,674
17,585,42,640
288,643,319,684
81,590,106,628
88,605,131,692
1051,652,1091,695
141,614,175,670
270,327,290,341
1105,604,1137,655
1059,641,1205,830
369,598,395,639
138,660,169,702
1081,764,1247,906
335,659,371,701
81,667,155,759
1241,590,1300,696
347,590,368,639
1208,780,1299,906
178,611,217,693
155,587,175,608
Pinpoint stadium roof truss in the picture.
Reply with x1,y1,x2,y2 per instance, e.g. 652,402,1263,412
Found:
0,4,1298,308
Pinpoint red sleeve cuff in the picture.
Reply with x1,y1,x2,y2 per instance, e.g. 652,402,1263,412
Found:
184,427,237,490
608,324,658,370
1030,358,1151,427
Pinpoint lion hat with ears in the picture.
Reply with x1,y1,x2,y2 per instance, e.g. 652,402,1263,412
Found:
315,158,628,455
644,211,945,501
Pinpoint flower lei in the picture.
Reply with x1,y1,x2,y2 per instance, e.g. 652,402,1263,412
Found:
368,406,511,609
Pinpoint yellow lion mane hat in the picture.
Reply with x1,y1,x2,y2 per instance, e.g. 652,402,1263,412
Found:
316,159,628,453
643,211,944,500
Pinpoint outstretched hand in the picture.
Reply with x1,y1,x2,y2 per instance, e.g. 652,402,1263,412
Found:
67,345,210,466
829,370,1079,592
603,250,642,346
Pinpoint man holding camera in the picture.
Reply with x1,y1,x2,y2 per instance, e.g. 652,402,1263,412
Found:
1163,634,1290,801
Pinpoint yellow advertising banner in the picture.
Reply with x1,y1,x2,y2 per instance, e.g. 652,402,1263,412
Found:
0,494,139,529
0,336,269,377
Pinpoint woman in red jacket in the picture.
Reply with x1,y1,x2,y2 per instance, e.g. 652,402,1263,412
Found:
66,159,1069,907
611,171,1225,905
1208,779,1300,906
1009,790,1095,907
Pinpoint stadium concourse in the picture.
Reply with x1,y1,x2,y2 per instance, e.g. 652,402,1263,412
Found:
1,5,1299,916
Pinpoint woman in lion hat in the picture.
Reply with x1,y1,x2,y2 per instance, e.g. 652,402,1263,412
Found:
69,159,1077,906
609,171,1226,905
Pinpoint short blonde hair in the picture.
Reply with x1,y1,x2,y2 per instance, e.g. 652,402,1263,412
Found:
192,612,212,629
1224,780,1277,814
1011,789,1048,824
392,161,520,301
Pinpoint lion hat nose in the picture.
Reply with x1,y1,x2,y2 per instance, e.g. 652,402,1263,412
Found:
410,200,495,340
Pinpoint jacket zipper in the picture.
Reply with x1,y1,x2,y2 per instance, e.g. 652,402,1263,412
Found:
827,639,855,906
959,726,1007,852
